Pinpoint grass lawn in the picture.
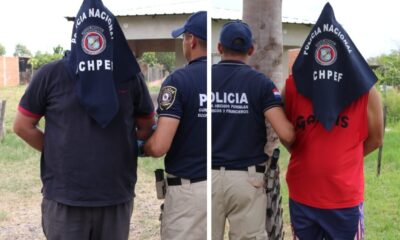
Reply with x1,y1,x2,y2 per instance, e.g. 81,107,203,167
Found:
1,85,400,239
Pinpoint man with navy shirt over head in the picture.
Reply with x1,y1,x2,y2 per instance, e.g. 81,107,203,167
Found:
212,20,295,240
144,11,207,240
13,0,155,239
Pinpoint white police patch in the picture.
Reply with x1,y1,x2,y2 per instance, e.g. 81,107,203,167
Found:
159,86,177,110
315,39,337,66
81,26,106,55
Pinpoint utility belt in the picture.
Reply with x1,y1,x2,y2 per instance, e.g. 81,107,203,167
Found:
166,176,206,186
212,165,266,173
154,169,206,199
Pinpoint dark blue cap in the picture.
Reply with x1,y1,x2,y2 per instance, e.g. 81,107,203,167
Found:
220,21,253,52
171,11,207,40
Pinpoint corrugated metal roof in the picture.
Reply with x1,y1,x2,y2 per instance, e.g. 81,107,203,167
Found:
66,2,314,25
112,1,205,16
212,8,314,25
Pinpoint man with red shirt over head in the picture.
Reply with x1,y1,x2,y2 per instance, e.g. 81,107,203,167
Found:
284,3,383,240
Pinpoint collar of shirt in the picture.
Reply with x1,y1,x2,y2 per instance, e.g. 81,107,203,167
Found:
218,60,246,66
189,56,207,65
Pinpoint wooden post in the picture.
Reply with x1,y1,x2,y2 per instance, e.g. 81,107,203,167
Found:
0,100,6,140
377,105,387,176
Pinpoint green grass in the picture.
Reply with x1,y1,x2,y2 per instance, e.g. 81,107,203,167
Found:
147,84,161,94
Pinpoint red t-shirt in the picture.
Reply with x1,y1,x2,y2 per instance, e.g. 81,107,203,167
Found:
285,75,368,209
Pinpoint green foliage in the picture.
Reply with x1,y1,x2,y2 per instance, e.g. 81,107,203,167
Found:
13,43,32,57
28,45,64,70
371,50,400,87
382,88,400,123
140,52,157,66
155,52,175,72
140,52,175,71
0,43,5,56
53,45,64,55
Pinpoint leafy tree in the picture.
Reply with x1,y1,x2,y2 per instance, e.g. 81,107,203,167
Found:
0,43,5,56
53,45,64,55
370,50,400,87
13,43,32,57
140,52,175,71
140,52,157,66
28,46,63,70
155,52,175,72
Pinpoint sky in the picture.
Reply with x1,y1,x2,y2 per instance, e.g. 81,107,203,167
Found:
0,0,399,59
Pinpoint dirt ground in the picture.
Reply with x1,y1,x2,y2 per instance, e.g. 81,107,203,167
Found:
0,168,162,240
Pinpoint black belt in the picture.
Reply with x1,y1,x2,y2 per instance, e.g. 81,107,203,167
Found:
167,177,206,186
212,165,266,173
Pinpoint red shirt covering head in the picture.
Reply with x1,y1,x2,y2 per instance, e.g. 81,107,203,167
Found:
285,75,368,209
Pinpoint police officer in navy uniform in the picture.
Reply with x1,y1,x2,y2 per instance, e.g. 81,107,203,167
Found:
144,11,207,240
13,0,155,239
212,21,295,240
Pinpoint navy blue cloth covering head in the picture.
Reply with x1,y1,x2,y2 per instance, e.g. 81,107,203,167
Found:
66,0,141,128
220,21,253,52
292,3,377,130
171,11,207,40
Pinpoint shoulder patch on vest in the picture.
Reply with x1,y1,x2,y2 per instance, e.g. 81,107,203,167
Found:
159,86,177,110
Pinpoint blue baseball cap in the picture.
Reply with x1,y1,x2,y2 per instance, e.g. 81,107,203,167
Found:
220,21,253,52
171,11,207,40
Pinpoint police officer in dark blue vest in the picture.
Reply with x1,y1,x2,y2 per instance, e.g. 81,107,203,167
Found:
212,20,295,240
13,0,155,239
144,11,207,240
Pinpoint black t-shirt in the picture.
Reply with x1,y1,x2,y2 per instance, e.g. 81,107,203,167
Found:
19,59,154,207
157,56,207,179
212,60,282,168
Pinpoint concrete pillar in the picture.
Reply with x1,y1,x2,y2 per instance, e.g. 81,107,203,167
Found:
174,39,186,69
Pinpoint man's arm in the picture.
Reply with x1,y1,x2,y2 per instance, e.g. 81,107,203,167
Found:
281,85,286,105
264,106,295,150
144,117,180,157
136,114,156,140
13,112,43,152
364,87,384,156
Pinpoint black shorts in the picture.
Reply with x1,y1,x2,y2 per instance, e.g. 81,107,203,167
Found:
41,198,133,240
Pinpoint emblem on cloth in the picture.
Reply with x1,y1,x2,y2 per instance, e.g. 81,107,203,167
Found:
159,86,177,110
81,26,106,55
315,39,337,66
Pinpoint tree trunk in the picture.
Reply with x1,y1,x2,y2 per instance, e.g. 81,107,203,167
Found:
0,100,6,140
243,1,284,239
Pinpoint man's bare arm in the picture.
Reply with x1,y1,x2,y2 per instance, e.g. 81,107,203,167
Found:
364,87,384,156
144,117,180,157
13,112,43,152
264,106,295,150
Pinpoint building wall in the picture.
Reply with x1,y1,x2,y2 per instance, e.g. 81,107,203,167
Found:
118,15,189,40
0,56,19,88
287,48,300,75
119,15,189,69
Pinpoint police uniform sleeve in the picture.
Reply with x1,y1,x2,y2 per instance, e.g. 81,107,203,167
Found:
132,73,155,118
261,76,283,113
156,74,183,119
18,66,48,119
